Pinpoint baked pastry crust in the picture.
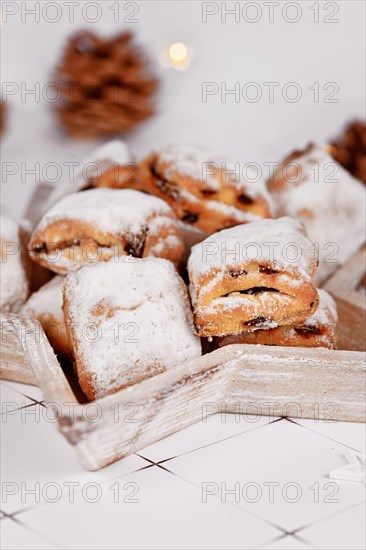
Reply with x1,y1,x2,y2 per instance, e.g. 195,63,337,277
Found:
28,189,184,274
0,216,30,313
21,276,71,357
63,257,201,400
217,289,337,349
188,217,319,337
139,145,272,234
268,144,366,283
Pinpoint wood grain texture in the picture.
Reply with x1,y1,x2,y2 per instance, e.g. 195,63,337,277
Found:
1,313,365,471
324,247,366,351
0,315,36,384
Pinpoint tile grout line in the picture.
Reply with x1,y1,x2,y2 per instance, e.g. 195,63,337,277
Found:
287,498,366,537
292,418,365,454
134,416,286,466
1,511,65,549
134,457,289,537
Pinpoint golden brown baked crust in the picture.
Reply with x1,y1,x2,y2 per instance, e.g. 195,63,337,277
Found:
188,217,319,338
217,289,337,349
28,189,184,274
85,163,141,190
139,146,272,234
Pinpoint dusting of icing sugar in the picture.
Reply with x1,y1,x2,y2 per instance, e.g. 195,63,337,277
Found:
21,276,65,322
271,144,366,283
44,140,133,209
149,235,182,256
0,215,29,312
157,144,223,190
156,144,271,201
179,188,261,223
188,217,317,304
305,288,337,327
81,140,132,169
65,257,201,399
35,189,175,238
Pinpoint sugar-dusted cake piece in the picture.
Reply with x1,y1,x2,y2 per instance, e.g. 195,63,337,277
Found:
28,189,184,274
21,276,71,357
139,144,273,234
64,257,201,400
44,140,140,210
188,217,319,338
0,215,30,313
217,289,338,349
268,144,366,282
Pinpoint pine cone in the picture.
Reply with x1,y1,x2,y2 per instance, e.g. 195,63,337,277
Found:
54,31,159,138
329,120,366,184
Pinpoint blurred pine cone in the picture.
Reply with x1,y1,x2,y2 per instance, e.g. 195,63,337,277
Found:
54,31,159,138
329,120,366,184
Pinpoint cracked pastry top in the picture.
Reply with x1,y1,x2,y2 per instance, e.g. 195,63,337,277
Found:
63,257,202,400
267,143,366,283
217,289,338,349
139,144,273,234
188,217,319,337
1,215,30,313
28,188,184,274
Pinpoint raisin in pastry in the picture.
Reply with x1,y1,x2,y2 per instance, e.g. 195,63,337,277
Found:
217,289,337,349
188,217,319,338
139,144,272,234
28,189,184,274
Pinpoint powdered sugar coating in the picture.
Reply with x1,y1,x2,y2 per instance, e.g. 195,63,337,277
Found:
44,140,133,209
271,144,366,282
156,144,272,202
0,216,29,312
81,139,132,169
65,257,201,399
21,276,65,323
305,288,337,327
188,217,317,304
35,189,176,240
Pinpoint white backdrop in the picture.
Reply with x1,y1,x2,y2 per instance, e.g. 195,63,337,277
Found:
1,0,365,217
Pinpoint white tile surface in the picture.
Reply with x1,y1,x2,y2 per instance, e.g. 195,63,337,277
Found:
300,502,366,550
0,403,148,513
16,466,280,550
259,534,313,549
1,381,44,403
0,382,34,414
140,411,277,463
0,518,59,550
165,419,365,533
297,419,366,453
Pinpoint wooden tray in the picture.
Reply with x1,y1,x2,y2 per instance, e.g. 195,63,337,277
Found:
1,310,365,471
324,246,366,351
1,182,365,470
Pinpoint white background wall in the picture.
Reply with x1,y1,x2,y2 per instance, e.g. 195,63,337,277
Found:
1,0,365,216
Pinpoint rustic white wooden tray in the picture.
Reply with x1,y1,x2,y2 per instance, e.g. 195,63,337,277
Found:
1,311,365,471
1,183,365,470
324,246,366,351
